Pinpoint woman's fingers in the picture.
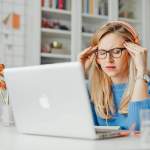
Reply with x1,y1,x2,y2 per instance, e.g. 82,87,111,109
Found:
89,53,95,63
80,45,98,58
78,46,97,66
124,42,147,54
84,53,95,71
124,42,148,60
124,42,147,74
80,46,92,56
127,50,135,58
124,42,137,54
86,45,98,55
78,45,98,74
85,53,95,67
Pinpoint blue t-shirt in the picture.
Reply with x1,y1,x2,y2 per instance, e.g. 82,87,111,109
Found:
90,82,150,131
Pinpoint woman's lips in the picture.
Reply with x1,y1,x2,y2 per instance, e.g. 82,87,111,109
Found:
106,66,116,68
105,66,116,71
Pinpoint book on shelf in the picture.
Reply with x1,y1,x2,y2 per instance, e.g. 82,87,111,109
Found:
57,0,66,10
83,0,89,14
82,0,108,16
89,0,94,15
41,0,70,11
41,0,44,7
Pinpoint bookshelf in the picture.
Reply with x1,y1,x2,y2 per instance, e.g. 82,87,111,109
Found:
41,28,71,37
41,7,71,16
81,0,109,50
41,53,71,59
2,0,149,68
81,0,144,52
40,0,72,64
118,0,143,43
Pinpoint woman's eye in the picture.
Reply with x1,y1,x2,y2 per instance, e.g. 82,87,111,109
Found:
99,51,106,55
113,49,121,54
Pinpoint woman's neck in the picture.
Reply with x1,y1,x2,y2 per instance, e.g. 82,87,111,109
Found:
111,73,128,84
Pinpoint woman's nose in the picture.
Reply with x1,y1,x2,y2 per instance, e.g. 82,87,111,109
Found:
105,53,114,63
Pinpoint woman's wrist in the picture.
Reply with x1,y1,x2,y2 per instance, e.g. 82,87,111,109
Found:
131,78,149,102
136,68,148,77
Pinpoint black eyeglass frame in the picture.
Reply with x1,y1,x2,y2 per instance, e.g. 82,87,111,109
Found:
95,47,126,59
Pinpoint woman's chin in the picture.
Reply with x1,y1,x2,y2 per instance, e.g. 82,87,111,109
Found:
104,71,118,78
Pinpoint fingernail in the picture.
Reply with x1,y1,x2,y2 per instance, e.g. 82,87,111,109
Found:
127,42,132,45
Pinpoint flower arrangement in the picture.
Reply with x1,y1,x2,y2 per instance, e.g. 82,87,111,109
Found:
0,64,9,105
0,64,14,126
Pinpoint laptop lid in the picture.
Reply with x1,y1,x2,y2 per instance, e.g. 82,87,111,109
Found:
4,62,97,139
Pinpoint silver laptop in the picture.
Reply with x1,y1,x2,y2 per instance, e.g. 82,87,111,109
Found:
4,62,120,139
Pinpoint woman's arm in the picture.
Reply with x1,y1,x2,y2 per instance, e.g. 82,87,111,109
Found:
124,42,150,101
128,98,150,130
127,81,150,131
131,78,150,101
120,42,150,130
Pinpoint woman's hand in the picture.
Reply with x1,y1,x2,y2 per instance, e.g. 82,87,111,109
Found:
124,42,150,101
124,42,147,75
78,45,98,74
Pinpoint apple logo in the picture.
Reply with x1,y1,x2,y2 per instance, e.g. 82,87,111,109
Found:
39,94,50,109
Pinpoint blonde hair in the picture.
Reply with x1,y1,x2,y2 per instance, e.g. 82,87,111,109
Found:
89,22,138,119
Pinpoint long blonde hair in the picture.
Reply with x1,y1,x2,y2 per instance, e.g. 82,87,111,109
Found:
89,22,138,119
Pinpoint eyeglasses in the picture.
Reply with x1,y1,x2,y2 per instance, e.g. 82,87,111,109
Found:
95,47,126,59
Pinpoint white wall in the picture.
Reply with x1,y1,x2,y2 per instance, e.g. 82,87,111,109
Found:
24,0,41,66
142,0,150,69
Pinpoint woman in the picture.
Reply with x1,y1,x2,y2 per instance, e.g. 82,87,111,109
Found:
79,21,150,131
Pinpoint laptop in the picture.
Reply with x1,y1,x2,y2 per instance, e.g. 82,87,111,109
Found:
4,62,121,139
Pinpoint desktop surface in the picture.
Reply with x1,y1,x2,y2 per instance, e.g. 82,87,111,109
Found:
0,125,147,150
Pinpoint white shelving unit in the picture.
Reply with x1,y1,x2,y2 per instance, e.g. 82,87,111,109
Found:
81,0,109,50
82,13,108,20
40,0,72,64
3,0,148,68
118,17,140,24
81,0,144,52
41,53,71,59
41,7,71,16
41,28,71,37
82,32,93,38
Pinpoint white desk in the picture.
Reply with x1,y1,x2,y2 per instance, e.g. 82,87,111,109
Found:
0,125,147,150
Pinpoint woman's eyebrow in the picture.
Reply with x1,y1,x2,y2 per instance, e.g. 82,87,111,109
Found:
98,47,125,50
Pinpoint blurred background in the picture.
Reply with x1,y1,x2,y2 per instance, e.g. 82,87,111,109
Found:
0,0,150,68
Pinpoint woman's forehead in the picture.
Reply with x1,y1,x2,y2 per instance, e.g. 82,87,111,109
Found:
98,33,125,49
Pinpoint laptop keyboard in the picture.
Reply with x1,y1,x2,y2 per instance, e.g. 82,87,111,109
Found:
95,126,120,133
94,126,121,139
